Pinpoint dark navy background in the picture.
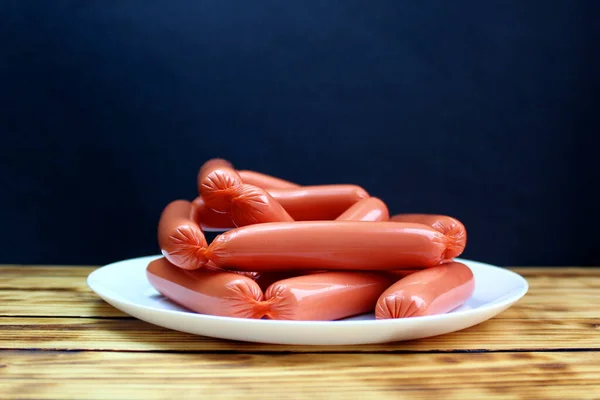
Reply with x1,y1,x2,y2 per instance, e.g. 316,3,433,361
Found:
1,1,598,266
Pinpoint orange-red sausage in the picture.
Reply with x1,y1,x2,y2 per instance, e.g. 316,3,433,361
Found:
196,158,241,212
263,272,394,320
269,185,369,221
254,270,307,292
254,270,328,292
391,214,466,259
197,158,244,213
197,158,242,192
375,261,475,319
337,197,421,277
207,221,464,271
157,200,208,270
197,158,294,226
190,197,232,232
226,183,295,226
204,260,260,280
190,187,376,231
336,197,389,222
386,269,423,279
191,193,298,231
147,257,265,318
238,170,300,189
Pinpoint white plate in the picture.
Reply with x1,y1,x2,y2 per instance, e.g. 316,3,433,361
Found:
87,255,528,345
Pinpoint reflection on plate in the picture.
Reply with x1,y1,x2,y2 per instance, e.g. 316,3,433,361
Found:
87,255,528,345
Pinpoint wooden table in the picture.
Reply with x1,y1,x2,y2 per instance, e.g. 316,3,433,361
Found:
0,266,598,399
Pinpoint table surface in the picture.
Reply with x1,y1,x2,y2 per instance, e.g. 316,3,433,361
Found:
0,265,598,399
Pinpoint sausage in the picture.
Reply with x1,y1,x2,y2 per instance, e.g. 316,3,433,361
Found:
386,269,423,279
147,257,265,318
391,214,466,260
191,186,374,232
336,197,389,222
244,197,357,289
238,170,300,189
337,197,421,276
207,221,464,271
190,196,232,232
268,185,369,221
227,183,295,226
197,158,294,226
254,270,307,292
375,261,475,319
263,272,394,320
157,200,208,270
197,158,244,213
254,270,329,292
204,260,260,280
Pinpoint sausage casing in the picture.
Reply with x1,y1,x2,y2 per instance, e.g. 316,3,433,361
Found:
336,196,389,222
207,221,463,271
147,257,265,319
391,214,467,260
269,185,369,221
197,158,243,213
157,200,208,270
263,271,393,320
375,261,475,319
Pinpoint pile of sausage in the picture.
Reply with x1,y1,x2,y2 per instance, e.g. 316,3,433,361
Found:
147,158,475,321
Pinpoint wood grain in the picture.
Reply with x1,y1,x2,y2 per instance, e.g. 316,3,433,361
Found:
7,287,596,320
1,265,599,353
1,267,599,319
1,266,599,399
0,267,93,277
0,317,598,352
0,289,128,317
1,351,599,400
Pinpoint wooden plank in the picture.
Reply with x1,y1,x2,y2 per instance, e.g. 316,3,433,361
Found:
0,276,90,290
3,288,597,319
0,267,128,317
0,289,129,318
1,351,599,400
2,267,599,319
0,317,598,352
0,266,93,278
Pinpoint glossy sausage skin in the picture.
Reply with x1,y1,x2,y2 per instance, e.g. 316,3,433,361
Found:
204,260,260,280
147,257,265,318
254,271,306,292
207,221,463,271
191,185,372,231
338,197,418,276
375,261,475,319
253,270,328,292
386,269,423,279
336,197,389,222
197,158,243,213
263,272,394,320
227,183,295,226
390,214,466,260
269,185,369,221
190,197,232,232
197,159,294,226
157,200,208,270
238,170,300,189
